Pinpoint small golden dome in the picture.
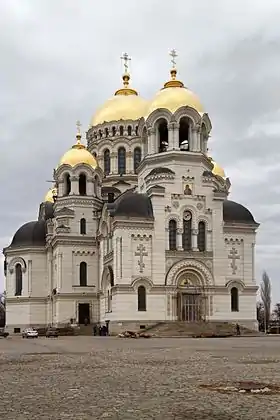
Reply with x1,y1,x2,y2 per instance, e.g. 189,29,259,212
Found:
146,68,204,116
210,158,226,178
44,187,57,203
91,72,148,126
59,131,98,169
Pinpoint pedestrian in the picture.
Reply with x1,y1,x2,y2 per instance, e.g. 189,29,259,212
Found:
236,323,240,336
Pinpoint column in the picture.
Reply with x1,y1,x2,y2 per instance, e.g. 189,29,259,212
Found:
173,123,180,150
252,242,255,283
177,228,183,250
165,227,169,250
192,229,198,251
86,177,94,196
57,253,63,291
147,128,156,154
127,151,133,174
206,230,212,252
70,176,79,195
111,152,118,174
191,127,200,151
28,260,32,295
167,123,174,150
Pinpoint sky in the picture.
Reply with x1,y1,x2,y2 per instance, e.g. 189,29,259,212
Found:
0,0,279,302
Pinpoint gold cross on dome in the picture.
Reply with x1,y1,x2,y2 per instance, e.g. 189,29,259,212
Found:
76,120,82,134
120,52,131,73
170,49,178,68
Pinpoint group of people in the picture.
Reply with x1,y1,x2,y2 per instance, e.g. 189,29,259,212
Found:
92,323,109,336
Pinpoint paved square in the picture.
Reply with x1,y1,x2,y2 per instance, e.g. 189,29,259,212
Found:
1,336,280,419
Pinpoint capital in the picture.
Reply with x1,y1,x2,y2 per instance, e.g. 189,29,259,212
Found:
147,127,156,136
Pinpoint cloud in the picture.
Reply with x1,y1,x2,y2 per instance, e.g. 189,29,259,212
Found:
0,0,279,303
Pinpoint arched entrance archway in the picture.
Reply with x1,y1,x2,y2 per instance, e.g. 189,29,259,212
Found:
165,259,213,322
177,272,206,322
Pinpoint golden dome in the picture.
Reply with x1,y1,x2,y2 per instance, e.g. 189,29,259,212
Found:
91,73,148,126
44,187,57,203
59,132,98,169
210,158,226,178
146,68,204,116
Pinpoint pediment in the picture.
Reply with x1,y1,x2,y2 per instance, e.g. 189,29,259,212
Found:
54,207,75,217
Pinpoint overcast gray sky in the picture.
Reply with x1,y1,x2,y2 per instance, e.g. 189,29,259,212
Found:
0,0,279,302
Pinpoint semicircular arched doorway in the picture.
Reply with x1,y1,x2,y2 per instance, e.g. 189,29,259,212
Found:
176,272,207,322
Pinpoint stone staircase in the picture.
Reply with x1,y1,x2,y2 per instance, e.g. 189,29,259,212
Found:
141,321,260,338
75,324,93,336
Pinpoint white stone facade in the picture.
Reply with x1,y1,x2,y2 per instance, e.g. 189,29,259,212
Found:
3,67,259,334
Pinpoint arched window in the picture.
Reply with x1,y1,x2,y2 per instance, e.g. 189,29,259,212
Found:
127,125,132,136
105,128,109,137
15,264,22,296
179,117,190,151
98,129,102,138
118,147,126,175
103,149,110,176
182,211,192,251
80,218,86,234
231,287,239,312
79,262,87,286
112,126,116,136
158,119,168,153
197,221,206,252
64,173,71,196
169,220,177,250
119,125,124,136
138,286,146,311
135,125,138,136
133,147,142,172
79,174,87,196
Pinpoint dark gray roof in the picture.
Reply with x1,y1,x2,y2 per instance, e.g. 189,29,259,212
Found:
223,200,256,224
113,190,154,219
10,221,46,248
146,167,175,177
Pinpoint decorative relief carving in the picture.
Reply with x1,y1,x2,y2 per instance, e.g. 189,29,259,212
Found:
8,257,27,274
196,203,203,210
228,247,240,275
225,238,243,245
172,200,179,208
165,205,172,213
135,244,148,273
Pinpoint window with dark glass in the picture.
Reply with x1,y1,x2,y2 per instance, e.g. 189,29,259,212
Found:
133,147,142,172
182,212,192,251
79,174,87,195
15,264,22,296
127,125,132,136
80,218,86,234
169,220,177,250
179,117,189,151
112,126,116,136
108,193,114,203
197,221,206,252
103,149,110,175
118,147,126,175
231,287,239,312
79,262,87,286
119,126,124,136
138,286,146,311
64,174,71,195
158,119,168,152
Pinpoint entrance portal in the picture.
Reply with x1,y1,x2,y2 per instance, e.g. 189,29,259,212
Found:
78,303,90,324
179,293,202,322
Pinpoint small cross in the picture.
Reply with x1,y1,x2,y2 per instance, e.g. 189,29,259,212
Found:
76,120,82,134
170,49,178,68
135,244,148,273
120,52,131,73
228,247,240,275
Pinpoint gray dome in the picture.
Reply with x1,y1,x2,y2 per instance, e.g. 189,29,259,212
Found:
10,221,46,248
223,200,256,224
113,190,154,219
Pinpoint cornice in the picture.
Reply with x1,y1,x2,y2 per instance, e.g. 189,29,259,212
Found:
4,246,47,256
6,296,48,303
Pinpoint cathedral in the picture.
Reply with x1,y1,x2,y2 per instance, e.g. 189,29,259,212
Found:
3,52,259,334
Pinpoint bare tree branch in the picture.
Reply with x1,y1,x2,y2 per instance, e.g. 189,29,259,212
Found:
260,271,271,331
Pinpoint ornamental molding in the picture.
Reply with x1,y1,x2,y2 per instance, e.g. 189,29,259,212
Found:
54,197,103,208
165,258,214,286
8,257,27,274
55,207,75,217
72,250,95,256
225,237,244,245
131,234,152,241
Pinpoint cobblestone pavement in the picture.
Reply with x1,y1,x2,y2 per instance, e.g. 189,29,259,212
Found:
1,336,280,419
